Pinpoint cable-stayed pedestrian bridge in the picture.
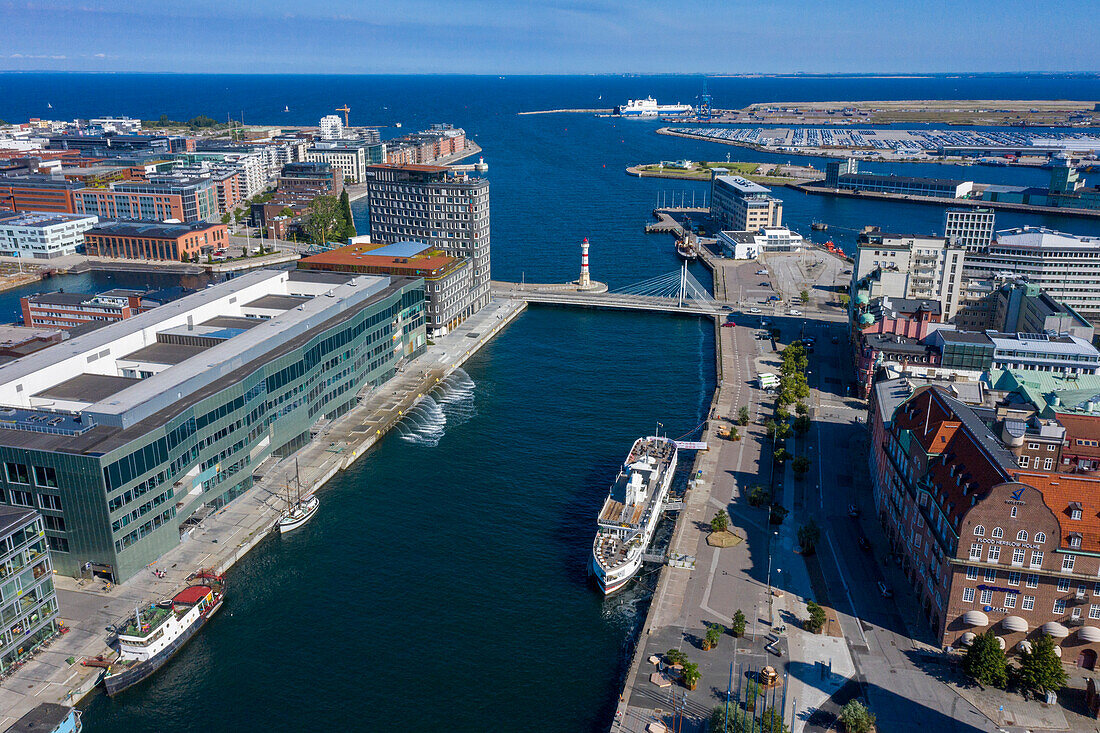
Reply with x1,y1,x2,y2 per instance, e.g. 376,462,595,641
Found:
490,262,725,317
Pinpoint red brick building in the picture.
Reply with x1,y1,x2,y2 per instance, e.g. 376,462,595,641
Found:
872,382,1100,669
83,220,227,261
0,177,83,213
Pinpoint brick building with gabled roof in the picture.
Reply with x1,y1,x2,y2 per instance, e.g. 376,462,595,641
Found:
871,380,1100,669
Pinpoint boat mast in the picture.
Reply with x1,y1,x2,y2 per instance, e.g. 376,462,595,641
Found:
295,458,302,507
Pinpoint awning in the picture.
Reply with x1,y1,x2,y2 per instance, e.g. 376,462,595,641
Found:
1043,621,1070,638
1079,626,1100,643
1055,645,1063,658
963,610,989,627
960,631,976,647
995,636,1006,650
1002,615,1028,633
1017,640,1033,654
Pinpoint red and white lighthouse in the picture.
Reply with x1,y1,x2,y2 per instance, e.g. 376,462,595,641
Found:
579,237,591,288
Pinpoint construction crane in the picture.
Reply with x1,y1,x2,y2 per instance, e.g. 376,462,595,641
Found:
335,105,351,127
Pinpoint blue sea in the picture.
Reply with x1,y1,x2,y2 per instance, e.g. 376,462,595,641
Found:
1,73,1099,731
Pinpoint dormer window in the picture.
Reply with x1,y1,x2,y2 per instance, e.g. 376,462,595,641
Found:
1069,534,1083,549
1070,502,1084,521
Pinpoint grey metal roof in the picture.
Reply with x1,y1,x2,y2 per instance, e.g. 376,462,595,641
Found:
244,294,311,310
118,342,209,366
0,506,36,538
34,374,141,403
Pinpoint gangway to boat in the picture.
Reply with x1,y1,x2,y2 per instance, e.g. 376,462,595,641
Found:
663,500,685,511
640,551,667,564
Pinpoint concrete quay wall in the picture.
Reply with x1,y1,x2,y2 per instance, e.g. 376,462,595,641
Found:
0,298,526,731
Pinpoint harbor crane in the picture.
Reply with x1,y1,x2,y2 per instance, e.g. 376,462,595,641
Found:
336,105,351,126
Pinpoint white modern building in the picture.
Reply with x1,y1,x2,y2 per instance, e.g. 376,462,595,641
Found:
88,117,142,134
851,227,967,320
710,174,783,232
0,212,98,259
306,141,385,184
318,115,344,141
718,226,805,259
963,227,1100,320
944,208,995,251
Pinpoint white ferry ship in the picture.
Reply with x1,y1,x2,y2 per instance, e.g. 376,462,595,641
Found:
591,436,678,595
615,97,694,118
104,570,225,695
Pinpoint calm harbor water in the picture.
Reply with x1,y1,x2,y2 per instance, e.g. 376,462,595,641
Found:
0,73,1098,730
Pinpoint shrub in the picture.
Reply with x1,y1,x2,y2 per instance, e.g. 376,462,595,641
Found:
793,415,811,436
737,406,750,425
704,623,724,650
710,511,730,534
665,648,688,666
792,455,811,478
769,504,788,525
838,700,876,733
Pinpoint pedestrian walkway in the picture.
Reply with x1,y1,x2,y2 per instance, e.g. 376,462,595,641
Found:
0,298,526,730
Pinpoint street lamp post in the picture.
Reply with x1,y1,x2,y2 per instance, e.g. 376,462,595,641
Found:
766,530,779,624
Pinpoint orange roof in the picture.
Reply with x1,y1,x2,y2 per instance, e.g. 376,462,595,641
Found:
1018,471,1100,552
300,243,460,276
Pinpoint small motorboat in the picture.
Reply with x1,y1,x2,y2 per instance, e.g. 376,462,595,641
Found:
811,221,828,231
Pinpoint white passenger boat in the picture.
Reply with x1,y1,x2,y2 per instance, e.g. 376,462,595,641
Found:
615,97,694,118
591,436,678,595
279,494,319,533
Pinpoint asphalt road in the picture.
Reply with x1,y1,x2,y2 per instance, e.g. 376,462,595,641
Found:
726,253,998,732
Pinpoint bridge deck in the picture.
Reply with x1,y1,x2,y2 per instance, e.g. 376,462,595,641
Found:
490,282,725,317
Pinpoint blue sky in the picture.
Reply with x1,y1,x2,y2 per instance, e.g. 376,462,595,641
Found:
0,0,1095,74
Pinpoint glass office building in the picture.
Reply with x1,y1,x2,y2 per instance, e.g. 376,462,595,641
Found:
0,507,58,674
0,269,425,582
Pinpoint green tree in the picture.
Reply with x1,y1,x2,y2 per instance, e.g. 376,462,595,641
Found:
338,189,357,240
748,485,771,507
304,195,341,245
804,600,826,633
798,520,820,555
1017,633,1067,698
769,504,788,525
737,406,751,425
776,405,790,423
731,609,746,637
800,289,810,304
793,415,811,436
792,455,811,479
704,623,724,650
681,662,701,689
838,700,876,733
710,511,730,534
665,648,688,666
758,707,789,733
963,630,1008,689
219,212,231,224
773,448,791,464
839,293,850,307
186,115,218,128
743,679,762,711
795,402,808,416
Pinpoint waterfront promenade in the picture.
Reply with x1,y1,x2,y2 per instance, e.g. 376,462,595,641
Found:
0,297,525,730
610,252,997,733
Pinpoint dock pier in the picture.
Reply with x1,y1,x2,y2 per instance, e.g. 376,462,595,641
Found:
0,297,526,730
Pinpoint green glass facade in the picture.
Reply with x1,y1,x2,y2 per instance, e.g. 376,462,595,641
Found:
0,279,425,583
0,509,58,674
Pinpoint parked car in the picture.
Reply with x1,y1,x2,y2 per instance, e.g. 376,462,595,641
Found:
722,305,733,310
749,307,761,314
757,269,768,275
789,309,803,316
722,322,736,328
878,581,893,598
